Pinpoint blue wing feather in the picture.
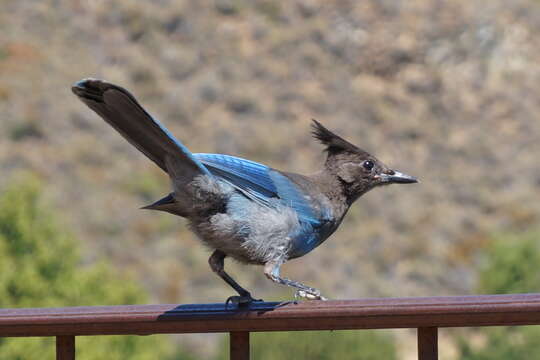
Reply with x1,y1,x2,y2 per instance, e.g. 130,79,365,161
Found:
268,171,321,226
193,153,321,226
193,153,277,205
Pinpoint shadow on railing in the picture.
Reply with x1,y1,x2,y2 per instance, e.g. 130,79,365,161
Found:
2,293,540,360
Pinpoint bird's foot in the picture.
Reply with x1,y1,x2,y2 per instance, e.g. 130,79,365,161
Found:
225,294,263,308
294,288,328,301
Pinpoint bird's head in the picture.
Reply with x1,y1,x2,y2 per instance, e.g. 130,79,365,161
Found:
312,120,418,203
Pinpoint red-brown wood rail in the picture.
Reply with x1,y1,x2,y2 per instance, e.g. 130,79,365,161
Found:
2,293,540,359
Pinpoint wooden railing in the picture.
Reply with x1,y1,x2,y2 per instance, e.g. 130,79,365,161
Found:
2,293,540,360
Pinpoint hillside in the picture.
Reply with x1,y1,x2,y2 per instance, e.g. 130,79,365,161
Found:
1,0,539,310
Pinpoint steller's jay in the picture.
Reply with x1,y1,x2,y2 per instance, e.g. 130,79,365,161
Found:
72,79,417,303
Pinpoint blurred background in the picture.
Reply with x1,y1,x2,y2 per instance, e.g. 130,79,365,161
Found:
1,0,539,359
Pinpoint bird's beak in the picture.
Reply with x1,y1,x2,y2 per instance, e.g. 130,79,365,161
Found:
379,170,418,184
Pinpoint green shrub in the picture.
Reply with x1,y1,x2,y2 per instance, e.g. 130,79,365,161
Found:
458,230,540,359
217,329,396,360
0,175,177,360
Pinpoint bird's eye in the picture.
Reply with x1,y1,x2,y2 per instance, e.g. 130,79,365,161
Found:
362,160,374,171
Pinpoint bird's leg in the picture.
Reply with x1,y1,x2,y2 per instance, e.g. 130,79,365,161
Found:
208,250,261,306
264,260,327,301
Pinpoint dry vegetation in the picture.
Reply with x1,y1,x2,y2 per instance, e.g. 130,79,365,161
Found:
1,0,539,314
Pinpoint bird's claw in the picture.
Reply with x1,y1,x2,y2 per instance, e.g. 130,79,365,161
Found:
225,294,263,307
294,289,328,301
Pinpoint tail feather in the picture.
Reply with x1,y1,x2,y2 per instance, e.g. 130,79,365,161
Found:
72,78,209,179
141,193,188,217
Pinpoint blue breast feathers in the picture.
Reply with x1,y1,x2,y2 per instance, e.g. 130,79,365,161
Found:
193,153,321,227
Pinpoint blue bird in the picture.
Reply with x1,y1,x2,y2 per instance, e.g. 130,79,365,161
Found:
72,79,417,303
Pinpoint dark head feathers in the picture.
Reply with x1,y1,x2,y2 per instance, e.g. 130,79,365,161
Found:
311,119,368,155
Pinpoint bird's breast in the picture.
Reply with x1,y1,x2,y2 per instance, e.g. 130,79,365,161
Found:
287,217,338,259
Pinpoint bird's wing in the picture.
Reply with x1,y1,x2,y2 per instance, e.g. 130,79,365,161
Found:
194,153,277,204
268,171,321,227
194,153,321,226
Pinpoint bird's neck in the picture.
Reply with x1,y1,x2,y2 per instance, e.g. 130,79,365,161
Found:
308,169,350,219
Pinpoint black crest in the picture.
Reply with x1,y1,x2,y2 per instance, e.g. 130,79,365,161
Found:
311,119,367,155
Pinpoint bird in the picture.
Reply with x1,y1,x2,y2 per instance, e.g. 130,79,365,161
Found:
72,78,418,304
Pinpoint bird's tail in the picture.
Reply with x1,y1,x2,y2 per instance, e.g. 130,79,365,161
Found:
72,78,210,182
